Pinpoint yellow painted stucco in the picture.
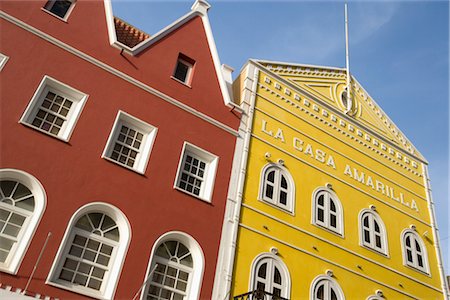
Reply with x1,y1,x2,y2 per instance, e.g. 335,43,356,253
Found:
229,62,446,299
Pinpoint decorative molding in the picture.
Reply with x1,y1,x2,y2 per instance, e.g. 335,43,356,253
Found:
256,79,422,176
254,106,426,199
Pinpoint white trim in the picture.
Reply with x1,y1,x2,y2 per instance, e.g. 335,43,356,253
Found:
310,274,345,300
46,202,131,300
400,229,430,275
248,252,291,299
311,186,344,237
0,11,239,138
239,222,441,297
0,169,47,274
0,52,9,71
102,110,157,174
258,163,295,214
19,75,88,142
173,142,219,203
358,209,389,256
140,231,205,300
422,164,450,298
211,64,258,300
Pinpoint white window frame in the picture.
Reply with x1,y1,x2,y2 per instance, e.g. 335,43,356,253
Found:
311,187,344,236
359,209,388,256
249,253,290,299
174,142,218,203
172,55,194,86
42,0,76,22
102,111,157,174
0,169,46,274
47,202,131,300
20,75,88,142
0,53,9,71
141,231,204,300
310,275,345,300
401,229,429,274
258,163,295,213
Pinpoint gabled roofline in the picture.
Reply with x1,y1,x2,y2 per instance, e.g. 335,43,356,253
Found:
103,0,239,109
249,59,427,163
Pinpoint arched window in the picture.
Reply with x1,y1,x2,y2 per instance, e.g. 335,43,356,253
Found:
312,188,343,235
142,232,204,300
260,164,294,213
310,276,344,300
359,210,388,255
401,229,429,273
48,203,131,299
0,169,46,274
250,254,290,299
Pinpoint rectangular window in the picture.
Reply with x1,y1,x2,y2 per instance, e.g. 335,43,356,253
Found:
102,111,157,174
172,54,195,86
20,76,88,141
43,0,75,20
174,142,218,202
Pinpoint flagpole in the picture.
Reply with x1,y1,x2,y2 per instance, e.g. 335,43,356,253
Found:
345,3,352,113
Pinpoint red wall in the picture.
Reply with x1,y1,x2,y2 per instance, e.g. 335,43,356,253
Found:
0,1,240,299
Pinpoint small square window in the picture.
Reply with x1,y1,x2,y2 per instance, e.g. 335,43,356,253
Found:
20,76,88,141
175,142,218,202
44,0,75,20
172,54,195,85
102,111,157,174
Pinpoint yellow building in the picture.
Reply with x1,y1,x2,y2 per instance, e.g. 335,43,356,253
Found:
212,60,449,300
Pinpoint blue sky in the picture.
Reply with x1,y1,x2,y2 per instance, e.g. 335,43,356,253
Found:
111,0,449,272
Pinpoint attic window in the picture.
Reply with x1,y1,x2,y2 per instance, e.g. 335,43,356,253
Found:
44,0,75,20
173,54,195,86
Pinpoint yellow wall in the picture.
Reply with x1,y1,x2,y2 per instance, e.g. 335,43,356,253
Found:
230,63,445,299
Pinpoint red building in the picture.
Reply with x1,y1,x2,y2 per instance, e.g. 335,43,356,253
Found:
0,0,241,299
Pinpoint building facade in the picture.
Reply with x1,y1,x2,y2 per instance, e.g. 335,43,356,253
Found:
0,1,243,299
215,60,449,299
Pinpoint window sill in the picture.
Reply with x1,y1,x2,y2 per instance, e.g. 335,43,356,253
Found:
174,186,212,204
360,244,389,258
102,156,146,175
46,280,110,300
259,198,294,216
41,8,69,22
171,76,192,88
20,121,71,143
312,223,344,238
403,263,431,277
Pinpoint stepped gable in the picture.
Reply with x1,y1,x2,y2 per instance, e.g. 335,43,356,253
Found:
114,16,150,48
255,60,426,163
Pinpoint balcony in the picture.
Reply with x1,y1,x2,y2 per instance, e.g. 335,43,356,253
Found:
233,289,289,300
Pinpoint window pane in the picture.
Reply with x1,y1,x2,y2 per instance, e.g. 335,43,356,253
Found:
174,61,189,82
265,185,274,199
317,208,324,222
273,267,281,284
279,191,287,205
364,230,370,243
280,175,287,189
257,262,267,279
329,199,336,212
330,214,337,228
375,235,382,248
267,170,275,183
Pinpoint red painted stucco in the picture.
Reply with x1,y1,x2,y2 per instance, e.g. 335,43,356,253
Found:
0,1,240,299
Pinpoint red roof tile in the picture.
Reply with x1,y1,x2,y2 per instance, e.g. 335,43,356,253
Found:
114,16,150,48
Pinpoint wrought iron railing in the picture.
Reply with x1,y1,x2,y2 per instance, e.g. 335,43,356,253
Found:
233,289,289,300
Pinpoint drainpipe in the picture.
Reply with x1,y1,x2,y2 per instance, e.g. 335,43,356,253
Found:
422,163,449,299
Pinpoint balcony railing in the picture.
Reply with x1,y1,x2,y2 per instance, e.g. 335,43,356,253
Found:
233,289,289,300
